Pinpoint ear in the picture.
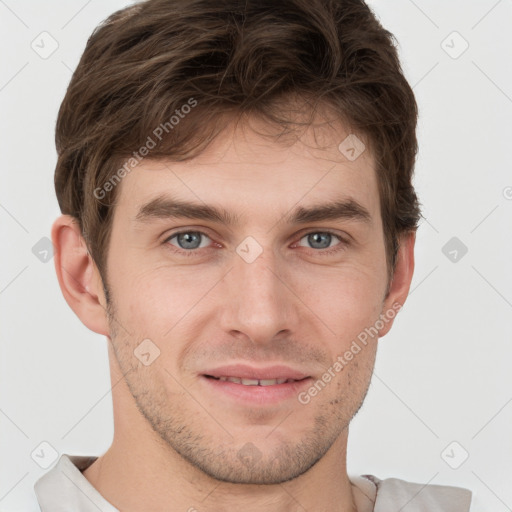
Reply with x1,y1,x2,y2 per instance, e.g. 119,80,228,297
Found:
51,215,109,336
378,231,416,338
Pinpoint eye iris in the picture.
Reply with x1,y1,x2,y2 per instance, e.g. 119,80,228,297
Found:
177,232,202,249
308,233,332,249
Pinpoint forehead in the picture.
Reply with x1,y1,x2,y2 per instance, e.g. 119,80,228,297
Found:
114,116,379,224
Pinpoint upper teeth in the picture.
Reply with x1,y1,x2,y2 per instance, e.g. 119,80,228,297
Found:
216,377,293,386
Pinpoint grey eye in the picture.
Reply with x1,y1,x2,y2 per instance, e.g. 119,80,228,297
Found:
299,232,340,250
168,231,210,250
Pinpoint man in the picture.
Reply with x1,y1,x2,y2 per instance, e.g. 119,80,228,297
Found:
35,0,473,510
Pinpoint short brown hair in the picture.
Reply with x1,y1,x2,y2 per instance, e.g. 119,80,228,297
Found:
55,0,421,289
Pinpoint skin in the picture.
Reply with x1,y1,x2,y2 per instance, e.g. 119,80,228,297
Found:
52,113,415,512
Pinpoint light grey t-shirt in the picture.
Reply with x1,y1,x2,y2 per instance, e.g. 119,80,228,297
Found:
34,454,473,511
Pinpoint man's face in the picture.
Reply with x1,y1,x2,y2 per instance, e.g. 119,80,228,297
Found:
104,116,391,484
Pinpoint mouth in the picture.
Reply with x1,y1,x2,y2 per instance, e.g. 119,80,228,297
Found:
204,375,307,386
199,365,312,405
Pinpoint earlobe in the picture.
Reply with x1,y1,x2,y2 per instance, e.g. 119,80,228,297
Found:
51,215,109,336
378,231,416,338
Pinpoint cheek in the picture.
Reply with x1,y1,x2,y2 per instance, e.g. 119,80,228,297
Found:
292,263,385,337
119,267,218,341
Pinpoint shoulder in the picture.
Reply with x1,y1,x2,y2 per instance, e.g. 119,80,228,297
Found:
349,474,473,512
34,454,118,512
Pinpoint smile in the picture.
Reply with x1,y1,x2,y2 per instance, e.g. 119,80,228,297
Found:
206,376,302,386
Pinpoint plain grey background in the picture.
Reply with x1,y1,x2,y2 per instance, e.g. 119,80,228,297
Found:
1,1,511,510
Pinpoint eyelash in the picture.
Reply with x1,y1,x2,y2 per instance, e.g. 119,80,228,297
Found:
163,230,348,257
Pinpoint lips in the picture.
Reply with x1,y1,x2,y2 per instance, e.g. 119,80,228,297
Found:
202,364,310,384
201,364,312,405
207,376,298,386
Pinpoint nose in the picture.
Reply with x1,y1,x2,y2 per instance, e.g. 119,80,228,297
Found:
218,245,300,346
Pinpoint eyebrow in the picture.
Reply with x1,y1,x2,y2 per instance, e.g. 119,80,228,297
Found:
134,194,372,227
